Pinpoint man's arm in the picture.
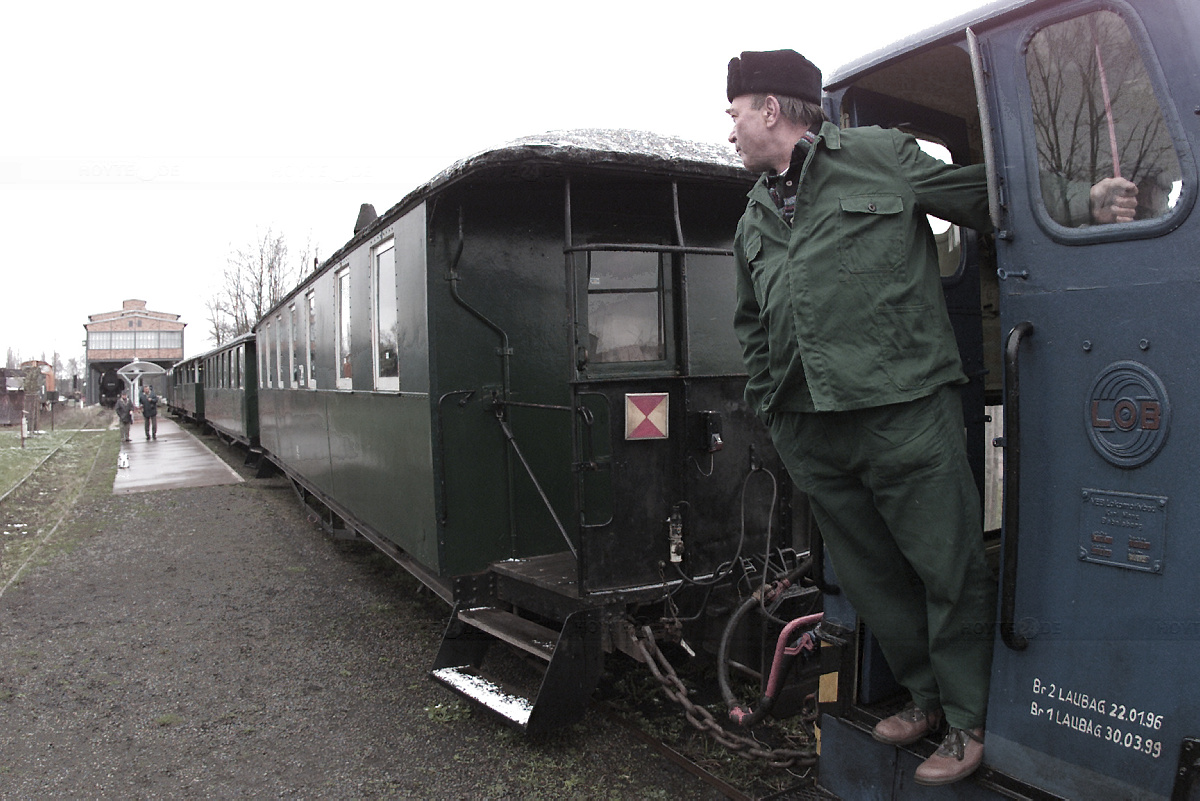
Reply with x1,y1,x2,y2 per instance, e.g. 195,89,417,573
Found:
733,237,774,419
893,132,993,233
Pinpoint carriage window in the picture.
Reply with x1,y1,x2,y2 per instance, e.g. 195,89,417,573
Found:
1027,10,1183,228
587,251,665,363
373,239,399,391
336,266,352,389
274,314,285,387
306,290,317,389
262,322,273,388
289,303,303,389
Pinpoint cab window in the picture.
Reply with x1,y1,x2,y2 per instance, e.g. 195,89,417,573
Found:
1027,9,1183,227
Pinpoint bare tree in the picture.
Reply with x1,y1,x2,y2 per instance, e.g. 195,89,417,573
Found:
206,230,319,346
1028,10,1180,225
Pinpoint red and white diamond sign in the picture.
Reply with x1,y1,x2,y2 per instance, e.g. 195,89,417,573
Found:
625,392,669,440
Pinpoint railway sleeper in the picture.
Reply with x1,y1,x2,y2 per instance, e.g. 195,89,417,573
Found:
431,603,604,734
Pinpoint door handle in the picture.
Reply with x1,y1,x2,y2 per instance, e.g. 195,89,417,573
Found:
1001,321,1033,651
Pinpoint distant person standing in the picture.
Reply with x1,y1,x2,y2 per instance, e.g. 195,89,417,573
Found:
140,386,159,440
114,390,134,442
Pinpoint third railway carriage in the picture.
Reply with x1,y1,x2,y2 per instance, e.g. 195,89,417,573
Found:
167,355,203,423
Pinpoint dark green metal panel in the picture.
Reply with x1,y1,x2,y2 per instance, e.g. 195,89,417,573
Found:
325,391,438,568
427,180,574,575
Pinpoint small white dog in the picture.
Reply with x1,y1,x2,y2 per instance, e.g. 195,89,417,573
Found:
117,452,130,469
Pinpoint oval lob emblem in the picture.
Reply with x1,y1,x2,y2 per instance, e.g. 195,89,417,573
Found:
1086,361,1170,468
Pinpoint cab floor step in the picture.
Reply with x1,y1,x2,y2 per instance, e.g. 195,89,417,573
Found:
457,607,557,662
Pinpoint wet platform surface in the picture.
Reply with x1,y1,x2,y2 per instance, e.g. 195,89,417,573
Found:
113,417,244,495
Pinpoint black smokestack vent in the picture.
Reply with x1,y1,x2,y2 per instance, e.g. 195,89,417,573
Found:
354,203,378,234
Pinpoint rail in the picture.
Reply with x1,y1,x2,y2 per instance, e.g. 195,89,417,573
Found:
1000,321,1033,651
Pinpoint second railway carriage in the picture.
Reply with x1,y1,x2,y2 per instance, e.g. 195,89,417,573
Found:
198,333,259,448
253,130,811,733
169,335,259,448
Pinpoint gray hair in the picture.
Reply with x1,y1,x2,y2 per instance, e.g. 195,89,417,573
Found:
750,94,827,127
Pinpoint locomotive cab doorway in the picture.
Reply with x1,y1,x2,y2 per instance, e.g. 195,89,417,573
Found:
823,0,1198,797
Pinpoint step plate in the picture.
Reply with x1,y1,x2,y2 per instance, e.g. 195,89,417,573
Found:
431,665,533,728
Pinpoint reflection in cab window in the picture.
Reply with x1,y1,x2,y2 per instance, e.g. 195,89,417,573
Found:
588,251,664,363
1027,10,1183,227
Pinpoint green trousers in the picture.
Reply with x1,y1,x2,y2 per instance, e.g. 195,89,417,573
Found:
769,386,996,729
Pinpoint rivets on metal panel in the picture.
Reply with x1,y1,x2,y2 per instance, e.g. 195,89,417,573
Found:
1082,340,1092,352
1139,339,1150,351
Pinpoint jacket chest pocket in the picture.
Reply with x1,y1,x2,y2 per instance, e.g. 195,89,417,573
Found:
836,194,906,279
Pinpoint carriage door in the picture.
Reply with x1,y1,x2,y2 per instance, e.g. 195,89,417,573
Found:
977,3,1198,797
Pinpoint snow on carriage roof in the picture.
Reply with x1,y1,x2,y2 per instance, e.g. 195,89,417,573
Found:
312,128,748,275
255,129,753,319
496,128,744,169
404,128,748,201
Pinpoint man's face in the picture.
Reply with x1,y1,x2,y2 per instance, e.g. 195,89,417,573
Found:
727,95,774,173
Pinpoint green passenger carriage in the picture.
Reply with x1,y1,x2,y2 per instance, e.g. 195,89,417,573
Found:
252,130,812,733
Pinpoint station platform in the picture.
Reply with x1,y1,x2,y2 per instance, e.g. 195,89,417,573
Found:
113,417,244,495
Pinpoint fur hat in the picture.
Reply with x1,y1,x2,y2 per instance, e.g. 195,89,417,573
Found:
726,50,822,104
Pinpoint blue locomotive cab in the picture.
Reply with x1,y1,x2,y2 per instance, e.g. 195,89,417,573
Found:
817,0,1198,797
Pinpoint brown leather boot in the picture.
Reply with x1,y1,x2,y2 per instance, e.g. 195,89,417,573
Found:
914,727,985,785
872,703,944,746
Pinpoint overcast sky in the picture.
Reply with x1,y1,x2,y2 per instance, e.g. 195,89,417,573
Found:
2,0,991,368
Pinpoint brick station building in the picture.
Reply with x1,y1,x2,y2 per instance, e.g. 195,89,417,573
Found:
84,299,185,404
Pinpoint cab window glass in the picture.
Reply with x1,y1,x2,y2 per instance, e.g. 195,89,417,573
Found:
587,251,665,363
1027,10,1183,227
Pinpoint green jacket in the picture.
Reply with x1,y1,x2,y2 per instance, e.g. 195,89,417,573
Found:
733,121,991,415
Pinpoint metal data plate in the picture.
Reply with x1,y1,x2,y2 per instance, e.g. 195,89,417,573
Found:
1079,489,1167,574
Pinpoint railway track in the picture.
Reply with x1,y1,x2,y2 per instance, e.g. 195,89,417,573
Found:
0,426,108,599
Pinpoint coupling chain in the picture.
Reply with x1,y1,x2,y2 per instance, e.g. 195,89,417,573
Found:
635,626,818,770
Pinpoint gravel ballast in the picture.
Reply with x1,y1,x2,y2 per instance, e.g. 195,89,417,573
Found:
0,430,725,799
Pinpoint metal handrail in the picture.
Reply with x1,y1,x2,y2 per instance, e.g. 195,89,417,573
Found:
1000,321,1033,651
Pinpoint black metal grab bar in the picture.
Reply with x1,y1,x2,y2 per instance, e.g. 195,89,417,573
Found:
1001,321,1034,651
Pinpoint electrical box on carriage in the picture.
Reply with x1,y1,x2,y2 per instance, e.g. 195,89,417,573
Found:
812,0,1200,798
